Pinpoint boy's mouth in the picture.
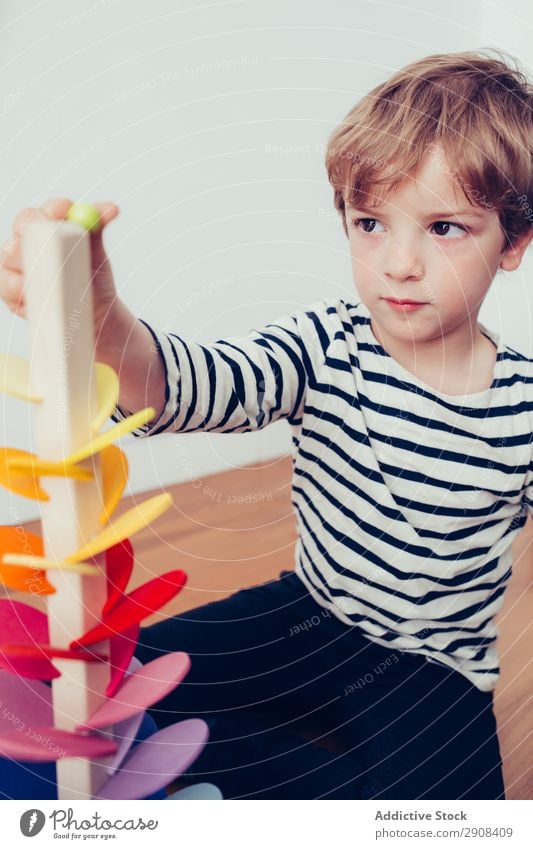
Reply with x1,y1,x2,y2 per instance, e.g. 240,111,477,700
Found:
384,298,427,312
384,297,426,305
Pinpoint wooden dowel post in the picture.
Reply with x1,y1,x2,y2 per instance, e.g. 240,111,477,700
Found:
22,220,110,800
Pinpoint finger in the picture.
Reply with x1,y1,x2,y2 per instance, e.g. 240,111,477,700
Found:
0,267,24,303
88,201,120,230
0,237,20,272
41,197,74,220
88,203,120,269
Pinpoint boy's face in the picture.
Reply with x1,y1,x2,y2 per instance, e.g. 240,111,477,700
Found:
345,146,530,357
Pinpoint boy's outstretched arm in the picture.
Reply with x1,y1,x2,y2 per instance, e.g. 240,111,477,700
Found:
108,302,312,438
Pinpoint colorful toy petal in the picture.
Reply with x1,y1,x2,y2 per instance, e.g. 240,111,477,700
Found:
0,650,59,680
99,444,128,525
105,624,139,699
6,452,94,482
105,710,145,775
167,783,223,800
1,553,98,577
0,352,42,402
0,525,44,558
0,448,49,500
0,559,55,594
93,363,120,433
77,652,191,731
0,599,48,644
1,644,108,662
104,539,134,615
66,407,156,465
70,569,187,649
0,527,51,593
66,493,173,563
0,671,52,731
94,718,209,800
0,726,117,762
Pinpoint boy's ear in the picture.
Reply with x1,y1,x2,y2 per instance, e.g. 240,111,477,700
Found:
500,229,533,271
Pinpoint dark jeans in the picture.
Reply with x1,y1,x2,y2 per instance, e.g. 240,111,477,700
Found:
135,571,505,800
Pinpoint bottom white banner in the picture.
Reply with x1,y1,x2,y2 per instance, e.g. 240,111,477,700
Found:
2,798,532,848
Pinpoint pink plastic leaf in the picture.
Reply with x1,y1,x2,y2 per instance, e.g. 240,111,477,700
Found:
70,570,187,649
94,718,209,800
105,624,139,699
0,726,118,762
104,539,134,615
0,671,52,731
0,649,59,680
77,652,191,731
105,711,145,775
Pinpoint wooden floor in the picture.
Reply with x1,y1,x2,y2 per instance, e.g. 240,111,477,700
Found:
17,455,533,799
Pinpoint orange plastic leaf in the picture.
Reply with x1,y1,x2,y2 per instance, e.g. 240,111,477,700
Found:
0,561,55,594
0,526,52,593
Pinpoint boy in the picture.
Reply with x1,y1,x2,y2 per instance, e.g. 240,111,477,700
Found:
1,49,532,800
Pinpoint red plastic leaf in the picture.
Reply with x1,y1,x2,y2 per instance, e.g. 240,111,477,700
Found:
1,643,108,662
105,624,139,699
104,539,134,615
70,570,187,649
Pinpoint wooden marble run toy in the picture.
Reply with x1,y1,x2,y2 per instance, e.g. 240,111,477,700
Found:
0,207,209,800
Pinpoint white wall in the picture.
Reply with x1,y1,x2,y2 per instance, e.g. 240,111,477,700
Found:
1,0,531,523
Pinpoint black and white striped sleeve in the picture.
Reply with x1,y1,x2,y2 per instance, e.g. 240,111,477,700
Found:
110,306,321,437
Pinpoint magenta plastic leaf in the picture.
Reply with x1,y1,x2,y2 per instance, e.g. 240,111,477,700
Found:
0,650,60,680
105,711,145,775
0,726,118,762
94,718,209,800
0,599,48,644
70,570,187,649
105,624,139,699
104,539,134,615
77,652,191,731
0,602,55,677
0,671,52,731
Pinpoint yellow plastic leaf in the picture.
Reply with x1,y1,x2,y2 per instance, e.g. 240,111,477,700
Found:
1,554,99,576
6,452,94,482
66,407,156,465
66,492,173,563
93,363,120,433
0,448,49,500
99,444,128,525
0,353,42,402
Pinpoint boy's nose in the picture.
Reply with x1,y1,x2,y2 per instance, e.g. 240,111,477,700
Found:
382,235,423,282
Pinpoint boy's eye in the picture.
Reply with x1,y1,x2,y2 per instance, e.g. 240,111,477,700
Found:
431,221,467,238
351,217,384,233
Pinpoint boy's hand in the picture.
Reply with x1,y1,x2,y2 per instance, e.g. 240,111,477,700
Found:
0,198,120,334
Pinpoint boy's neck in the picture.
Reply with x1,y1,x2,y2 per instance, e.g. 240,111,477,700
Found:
370,317,497,395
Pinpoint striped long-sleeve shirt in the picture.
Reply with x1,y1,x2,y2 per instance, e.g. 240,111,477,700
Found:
111,297,533,692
